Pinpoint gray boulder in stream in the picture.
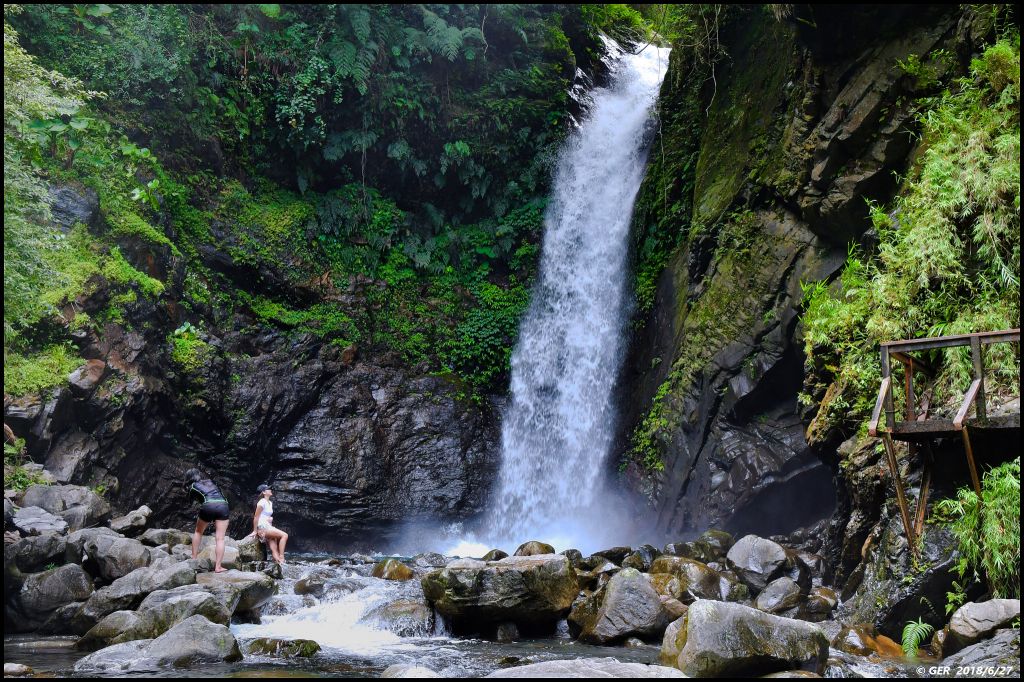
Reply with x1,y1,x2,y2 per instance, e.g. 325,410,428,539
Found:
661,599,829,677
421,554,577,633
8,563,95,631
74,615,241,672
568,568,678,644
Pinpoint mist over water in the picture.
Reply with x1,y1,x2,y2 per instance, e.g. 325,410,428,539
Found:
453,40,670,556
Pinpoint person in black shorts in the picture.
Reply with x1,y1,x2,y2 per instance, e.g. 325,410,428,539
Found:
185,468,230,572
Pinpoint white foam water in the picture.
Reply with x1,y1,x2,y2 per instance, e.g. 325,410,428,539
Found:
474,40,670,554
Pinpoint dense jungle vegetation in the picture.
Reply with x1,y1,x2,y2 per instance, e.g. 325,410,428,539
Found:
4,3,655,399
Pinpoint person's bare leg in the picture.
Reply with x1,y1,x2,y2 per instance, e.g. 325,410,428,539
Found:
192,519,209,560
278,531,288,563
214,519,229,572
264,528,286,562
267,537,282,563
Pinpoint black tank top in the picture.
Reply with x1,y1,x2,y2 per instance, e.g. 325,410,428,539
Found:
188,479,227,505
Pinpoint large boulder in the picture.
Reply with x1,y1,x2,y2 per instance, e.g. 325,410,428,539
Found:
649,556,723,604
21,484,110,532
139,528,191,549
193,543,239,571
73,615,241,672
135,588,231,636
246,637,321,658
65,527,119,563
236,535,266,564
5,534,67,572
661,599,829,677
943,599,1020,656
362,597,435,637
77,610,152,650
756,577,804,615
569,568,677,644
10,563,94,631
73,562,197,631
485,658,686,678
421,554,577,633
514,541,555,556
12,506,67,536
725,535,789,593
84,535,152,582
371,558,415,581
195,570,276,612
942,628,1020,670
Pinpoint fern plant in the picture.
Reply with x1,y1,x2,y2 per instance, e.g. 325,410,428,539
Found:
902,618,935,658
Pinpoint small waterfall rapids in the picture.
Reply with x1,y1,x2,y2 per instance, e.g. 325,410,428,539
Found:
478,40,670,553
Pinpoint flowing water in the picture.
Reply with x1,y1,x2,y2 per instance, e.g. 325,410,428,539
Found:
5,556,661,678
481,39,670,553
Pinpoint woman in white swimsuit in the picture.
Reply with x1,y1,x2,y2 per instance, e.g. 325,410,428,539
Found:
251,483,289,564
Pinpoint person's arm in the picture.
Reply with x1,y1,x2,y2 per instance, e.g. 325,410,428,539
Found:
252,500,264,535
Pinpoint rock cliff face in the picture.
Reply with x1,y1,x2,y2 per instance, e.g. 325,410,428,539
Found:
5,218,500,551
617,4,988,548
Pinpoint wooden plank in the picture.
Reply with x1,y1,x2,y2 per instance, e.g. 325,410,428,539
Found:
890,351,935,376
869,376,891,436
893,419,958,435
881,329,1020,353
882,432,917,556
954,379,982,430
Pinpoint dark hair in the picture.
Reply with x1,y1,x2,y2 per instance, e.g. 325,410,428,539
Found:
184,468,203,484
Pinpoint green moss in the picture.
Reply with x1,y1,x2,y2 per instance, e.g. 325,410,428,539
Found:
101,193,180,256
3,344,84,397
169,323,213,372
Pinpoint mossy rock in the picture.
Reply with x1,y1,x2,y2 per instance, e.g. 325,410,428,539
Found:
246,637,320,658
371,558,415,581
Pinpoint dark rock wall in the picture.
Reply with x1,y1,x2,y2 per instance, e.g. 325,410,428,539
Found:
617,5,983,547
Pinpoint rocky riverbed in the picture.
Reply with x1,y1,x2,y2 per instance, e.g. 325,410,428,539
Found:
4,483,1021,677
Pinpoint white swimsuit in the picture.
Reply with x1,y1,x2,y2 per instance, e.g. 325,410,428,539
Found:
257,499,274,530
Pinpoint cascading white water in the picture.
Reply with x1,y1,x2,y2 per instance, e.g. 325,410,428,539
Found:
480,40,670,553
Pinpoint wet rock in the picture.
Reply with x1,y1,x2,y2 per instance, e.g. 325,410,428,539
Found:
362,597,434,637
135,587,231,635
649,556,722,604
237,535,266,564
793,586,837,622
74,562,197,631
485,658,686,678
68,360,108,397
662,542,700,559
757,577,804,614
662,599,829,676
411,552,448,568
574,558,621,591
108,505,152,537
831,624,902,657
3,663,34,677
943,599,1020,655
294,570,330,597
12,506,68,536
382,665,441,678
74,615,242,672
49,184,99,230
84,535,152,582
622,544,661,571
942,627,1020,670
421,554,578,633
5,533,67,572
21,484,111,532
193,543,239,571
592,546,633,564
560,549,583,567
196,570,276,612
496,622,519,643
514,540,555,556
371,558,415,581
37,600,85,634
823,648,905,677
695,530,734,560
246,637,321,657
726,535,789,592
138,528,191,549
65,527,119,563
77,610,151,650
10,563,94,631
482,549,509,562
569,568,677,644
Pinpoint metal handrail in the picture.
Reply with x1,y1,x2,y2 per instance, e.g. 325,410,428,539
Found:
953,379,983,430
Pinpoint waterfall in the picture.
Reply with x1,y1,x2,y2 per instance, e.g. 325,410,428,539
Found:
484,40,670,552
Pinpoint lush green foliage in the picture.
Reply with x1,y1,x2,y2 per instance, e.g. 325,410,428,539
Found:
802,37,1021,434
935,457,1021,601
901,617,935,658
